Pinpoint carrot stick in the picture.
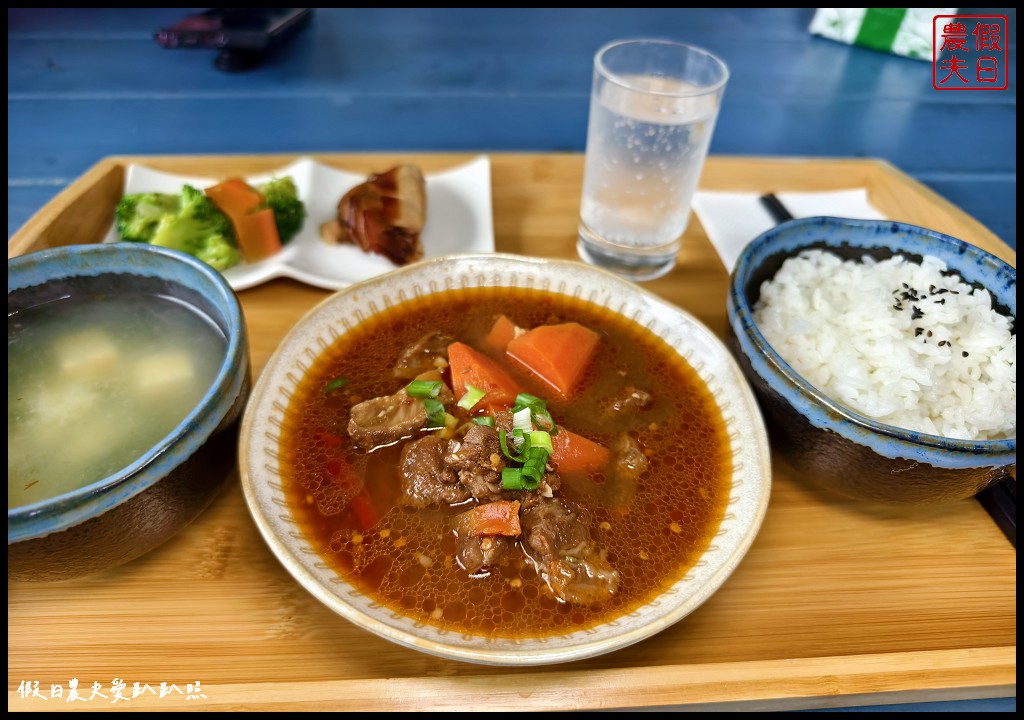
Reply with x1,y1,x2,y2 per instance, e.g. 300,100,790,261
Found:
233,207,282,263
205,177,263,220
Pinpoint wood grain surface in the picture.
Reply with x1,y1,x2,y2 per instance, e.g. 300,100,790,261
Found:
7,153,1016,712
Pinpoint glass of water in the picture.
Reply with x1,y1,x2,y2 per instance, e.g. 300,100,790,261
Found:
577,39,729,281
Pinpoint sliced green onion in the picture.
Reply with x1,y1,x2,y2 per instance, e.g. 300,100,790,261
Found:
323,377,348,395
501,446,548,491
406,379,443,399
512,406,533,433
422,398,446,428
472,416,495,427
498,428,528,462
512,392,558,435
501,467,527,490
457,383,486,411
526,430,553,454
521,446,548,485
512,392,543,409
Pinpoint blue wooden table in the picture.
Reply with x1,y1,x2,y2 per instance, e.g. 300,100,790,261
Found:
7,8,1016,250
6,8,1015,712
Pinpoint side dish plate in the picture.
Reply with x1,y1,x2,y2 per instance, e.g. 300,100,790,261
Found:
101,156,495,291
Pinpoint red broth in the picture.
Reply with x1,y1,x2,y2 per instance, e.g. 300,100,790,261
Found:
278,287,731,638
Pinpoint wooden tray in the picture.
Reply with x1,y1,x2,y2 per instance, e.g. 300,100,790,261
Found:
7,153,1016,711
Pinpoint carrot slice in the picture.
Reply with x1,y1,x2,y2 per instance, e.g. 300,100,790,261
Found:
550,428,610,475
506,322,600,396
459,500,522,537
481,314,520,357
233,207,282,263
447,341,521,412
205,177,264,220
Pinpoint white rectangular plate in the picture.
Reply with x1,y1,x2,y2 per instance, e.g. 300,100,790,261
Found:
102,156,495,291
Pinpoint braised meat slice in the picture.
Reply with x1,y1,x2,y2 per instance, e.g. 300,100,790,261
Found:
349,390,427,451
393,332,454,380
520,497,619,604
322,164,427,266
398,436,471,508
348,371,453,451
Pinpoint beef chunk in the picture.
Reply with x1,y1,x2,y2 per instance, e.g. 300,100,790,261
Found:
520,497,619,604
445,424,503,473
393,332,454,380
520,497,593,563
398,436,470,508
506,472,560,512
349,389,429,450
444,424,506,502
348,371,453,451
544,552,619,605
455,533,513,574
459,468,504,504
492,411,515,434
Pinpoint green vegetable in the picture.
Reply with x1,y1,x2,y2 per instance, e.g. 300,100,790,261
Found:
423,398,446,429
501,446,548,491
115,193,180,243
472,416,495,427
116,185,241,271
499,425,552,491
511,392,558,435
526,430,553,454
323,377,348,395
457,383,486,411
498,428,527,462
406,379,443,399
258,176,306,244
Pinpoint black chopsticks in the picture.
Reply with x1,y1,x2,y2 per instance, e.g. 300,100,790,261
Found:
976,476,1016,547
759,193,794,224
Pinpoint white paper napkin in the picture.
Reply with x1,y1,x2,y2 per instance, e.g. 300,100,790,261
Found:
691,188,887,273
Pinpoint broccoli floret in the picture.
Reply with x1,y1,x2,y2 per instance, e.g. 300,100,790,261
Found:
146,185,242,271
115,193,180,243
258,176,306,244
194,237,243,271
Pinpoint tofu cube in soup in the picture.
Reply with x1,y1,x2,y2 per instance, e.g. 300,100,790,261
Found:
55,329,120,379
134,351,197,399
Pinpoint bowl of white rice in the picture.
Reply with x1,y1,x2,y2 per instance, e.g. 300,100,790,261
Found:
728,216,1015,504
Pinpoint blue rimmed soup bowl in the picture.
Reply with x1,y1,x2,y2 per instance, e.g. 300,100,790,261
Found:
8,243,251,581
727,217,1016,504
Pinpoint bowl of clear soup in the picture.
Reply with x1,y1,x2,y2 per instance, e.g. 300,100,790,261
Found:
8,242,251,581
